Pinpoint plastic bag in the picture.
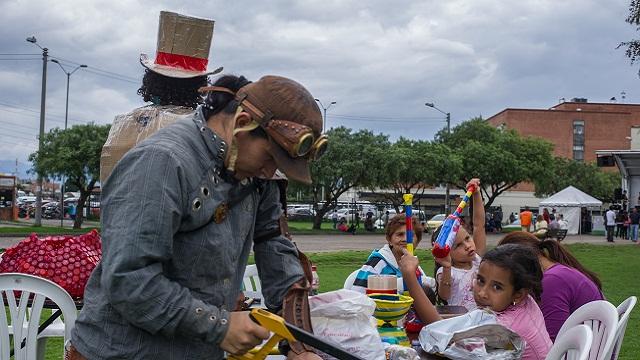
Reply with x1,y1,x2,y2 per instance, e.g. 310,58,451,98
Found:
310,289,385,360
419,309,524,359
384,344,420,360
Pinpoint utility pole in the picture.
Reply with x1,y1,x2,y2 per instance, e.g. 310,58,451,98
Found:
27,36,48,227
314,98,336,133
425,102,452,215
51,60,86,226
314,98,336,203
445,111,451,215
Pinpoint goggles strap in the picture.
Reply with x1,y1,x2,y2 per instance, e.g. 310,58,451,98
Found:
198,86,236,96
226,141,239,173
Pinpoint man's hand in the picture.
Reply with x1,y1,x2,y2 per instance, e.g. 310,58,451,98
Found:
287,350,322,360
220,311,270,355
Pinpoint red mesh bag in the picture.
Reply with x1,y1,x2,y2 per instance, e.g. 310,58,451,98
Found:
0,230,102,299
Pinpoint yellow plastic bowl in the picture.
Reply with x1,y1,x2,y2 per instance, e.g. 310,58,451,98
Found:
368,293,414,322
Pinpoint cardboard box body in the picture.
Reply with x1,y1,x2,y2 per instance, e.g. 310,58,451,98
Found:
100,105,194,184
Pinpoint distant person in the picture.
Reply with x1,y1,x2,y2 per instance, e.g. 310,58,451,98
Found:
331,210,338,229
337,218,348,232
629,208,640,243
542,208,550,223
364,212,374,232
533,214,548,239
623,211,630,240
548,214,559,230
69,203,77,221
520,206,533,232
558,214,569,230
615,210,625,239
509,212,516,224
581,208,592,234
605,206,616,242
383,210,390,227
494,208,503,232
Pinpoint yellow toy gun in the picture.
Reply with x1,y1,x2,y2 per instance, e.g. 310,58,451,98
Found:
230,308,364,360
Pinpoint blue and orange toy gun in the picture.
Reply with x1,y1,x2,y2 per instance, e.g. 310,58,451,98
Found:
432,183,477,258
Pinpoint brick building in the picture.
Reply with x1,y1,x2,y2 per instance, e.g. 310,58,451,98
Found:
487,99,640,163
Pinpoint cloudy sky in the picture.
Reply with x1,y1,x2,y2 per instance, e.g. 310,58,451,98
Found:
0,0,638,176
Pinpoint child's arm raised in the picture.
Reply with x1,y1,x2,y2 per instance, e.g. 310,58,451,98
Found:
468,178,486,256
399,248,442,324
435,255,453,301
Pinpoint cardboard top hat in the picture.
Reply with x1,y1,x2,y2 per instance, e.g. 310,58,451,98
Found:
140,11,223,78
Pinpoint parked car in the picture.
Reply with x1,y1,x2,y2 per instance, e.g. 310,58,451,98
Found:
426,214,447,232
287,208,315,221
334,208,360,223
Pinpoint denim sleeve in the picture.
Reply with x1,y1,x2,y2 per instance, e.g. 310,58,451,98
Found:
100,145,230,344
253,181,304,311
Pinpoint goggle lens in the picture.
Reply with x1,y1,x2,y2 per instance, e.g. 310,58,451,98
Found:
312,138,328,160
296,134,314,156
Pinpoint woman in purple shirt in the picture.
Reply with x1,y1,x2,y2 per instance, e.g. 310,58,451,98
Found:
498,232,604,341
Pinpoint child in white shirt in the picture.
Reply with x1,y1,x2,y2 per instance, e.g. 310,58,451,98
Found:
434,178,487,311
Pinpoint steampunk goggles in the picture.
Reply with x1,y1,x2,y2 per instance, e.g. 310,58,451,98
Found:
200,86,328,160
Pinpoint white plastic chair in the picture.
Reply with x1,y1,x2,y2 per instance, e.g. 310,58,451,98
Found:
0,273,77,360
555,300,618,360
546,324,593,360
343,269,359,289
610,296,637,360
242,264,262,292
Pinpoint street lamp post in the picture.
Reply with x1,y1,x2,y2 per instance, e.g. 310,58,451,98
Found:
26,36,48,227
313,98,336,203
314,98,336,132
51,60,87,129
51,60,86,227
425,102,452,215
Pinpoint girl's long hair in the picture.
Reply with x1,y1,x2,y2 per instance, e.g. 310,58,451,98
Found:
498,231,602,290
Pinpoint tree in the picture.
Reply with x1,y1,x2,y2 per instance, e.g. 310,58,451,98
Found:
373,138,462,212
304,127,391,229
29,123,110,229
436,118,555,208
619,1,640,75
533,157,621,202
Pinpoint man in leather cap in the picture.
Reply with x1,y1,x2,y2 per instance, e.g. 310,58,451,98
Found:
69,74,327,359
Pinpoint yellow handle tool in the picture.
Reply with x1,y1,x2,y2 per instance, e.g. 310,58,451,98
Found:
230,308,364,360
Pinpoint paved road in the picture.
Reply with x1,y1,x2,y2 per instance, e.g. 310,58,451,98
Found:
0,231,636,252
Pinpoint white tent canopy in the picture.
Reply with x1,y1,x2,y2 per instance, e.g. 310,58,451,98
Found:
539,186,603,235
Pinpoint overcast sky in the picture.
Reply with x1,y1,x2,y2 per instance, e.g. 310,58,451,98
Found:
0,0,638,175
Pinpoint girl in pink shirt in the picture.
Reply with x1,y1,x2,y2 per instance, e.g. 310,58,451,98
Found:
400,244,552,360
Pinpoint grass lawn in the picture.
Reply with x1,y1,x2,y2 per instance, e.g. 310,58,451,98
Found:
29,244,640,359
0,226,96,236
